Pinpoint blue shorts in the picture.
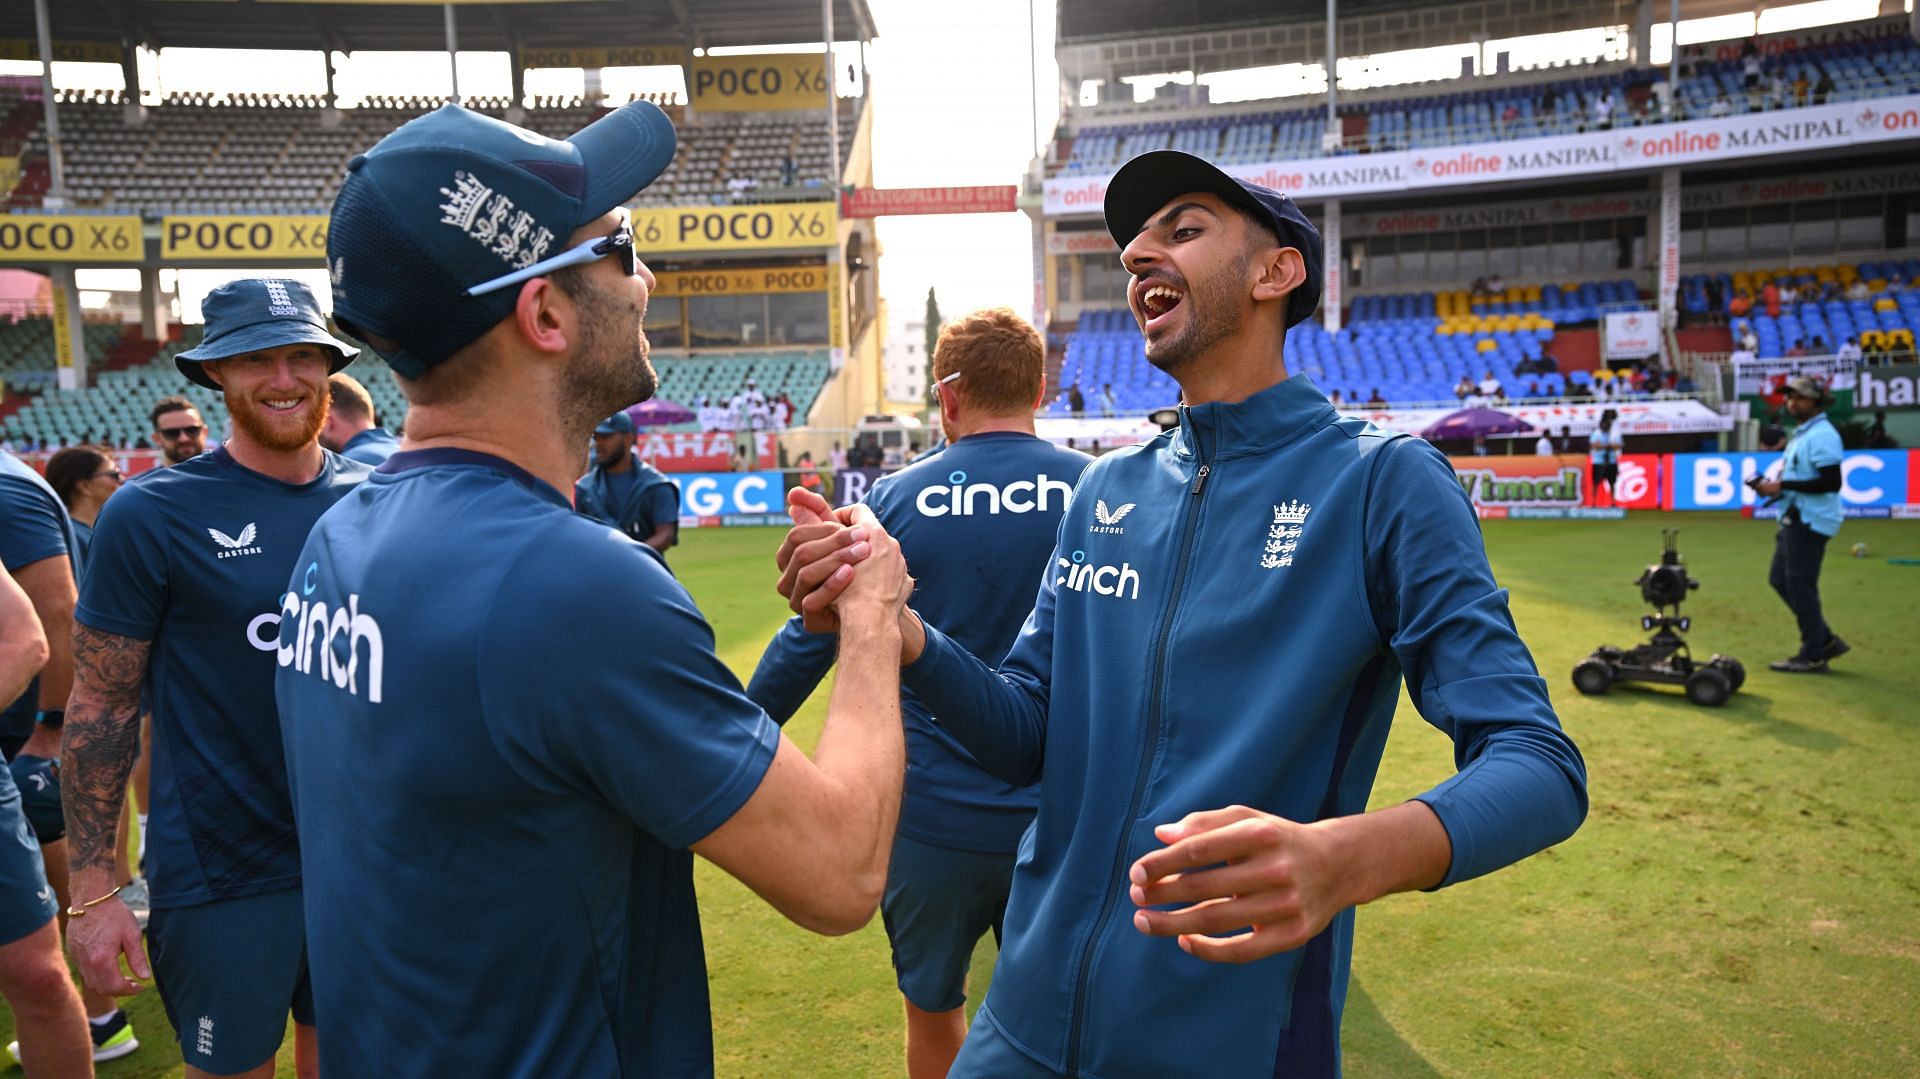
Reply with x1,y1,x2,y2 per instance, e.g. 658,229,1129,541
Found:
881,831,1015,1013
148,888,314,1074
7,755,63,843
0,784,55,946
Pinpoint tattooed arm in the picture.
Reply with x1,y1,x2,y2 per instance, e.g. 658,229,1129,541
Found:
0,563,49,707
61,623,153,996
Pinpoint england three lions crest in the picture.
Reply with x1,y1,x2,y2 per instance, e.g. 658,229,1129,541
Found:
1260,501,1309,570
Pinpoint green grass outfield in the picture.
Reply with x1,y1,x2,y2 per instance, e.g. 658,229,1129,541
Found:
5,515,1917,1076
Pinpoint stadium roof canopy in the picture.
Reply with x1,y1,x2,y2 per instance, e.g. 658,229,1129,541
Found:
1058,0,1440,44
1,0,877,56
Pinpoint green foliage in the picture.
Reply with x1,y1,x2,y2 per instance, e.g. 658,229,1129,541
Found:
8,518,1916,1076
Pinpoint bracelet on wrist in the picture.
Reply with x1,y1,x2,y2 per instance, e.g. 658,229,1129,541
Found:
34,709,63,729
64,885,122,918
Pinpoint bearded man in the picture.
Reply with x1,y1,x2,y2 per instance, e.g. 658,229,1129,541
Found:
61,277,368,1079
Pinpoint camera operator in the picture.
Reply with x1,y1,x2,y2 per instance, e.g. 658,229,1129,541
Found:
1750,377,1848,673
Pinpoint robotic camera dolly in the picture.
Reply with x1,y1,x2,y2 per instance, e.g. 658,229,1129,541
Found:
1572,529,1745,706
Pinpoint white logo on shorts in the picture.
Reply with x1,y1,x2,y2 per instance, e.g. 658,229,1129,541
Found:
196,1016,214,1057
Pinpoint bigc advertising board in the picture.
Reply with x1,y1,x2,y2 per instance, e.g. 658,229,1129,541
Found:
676,471,786,523
1665,450,1915,511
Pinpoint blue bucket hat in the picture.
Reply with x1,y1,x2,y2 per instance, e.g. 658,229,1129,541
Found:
326,102,677,380
175,278,359,390
594,410,636,435
1102,150,1325,328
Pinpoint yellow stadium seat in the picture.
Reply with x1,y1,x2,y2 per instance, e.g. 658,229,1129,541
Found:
1861,331,1886,348
1591,368,1613,382
1868,278,1887,292
1893,330,1916,348
1874,298,1898,313
1475,338,1497,352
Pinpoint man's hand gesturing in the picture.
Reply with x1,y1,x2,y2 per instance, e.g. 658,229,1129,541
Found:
775,488,872,632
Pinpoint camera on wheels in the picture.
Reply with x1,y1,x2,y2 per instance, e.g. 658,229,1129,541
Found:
1571,529,1745,706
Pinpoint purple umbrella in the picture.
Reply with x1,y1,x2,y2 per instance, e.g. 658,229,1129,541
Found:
626,398,695,427
1418,407,1533,441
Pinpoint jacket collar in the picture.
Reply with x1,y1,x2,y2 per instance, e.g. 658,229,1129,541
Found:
1173,374,1335,461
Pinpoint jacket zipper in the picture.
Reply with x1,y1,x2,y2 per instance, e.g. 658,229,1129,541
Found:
1064,428,1212,1076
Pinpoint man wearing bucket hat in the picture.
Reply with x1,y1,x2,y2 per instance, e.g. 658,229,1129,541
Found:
279,101,911,1076
576,409,679,555
1751,375,1849,672
777,150,1587,1076
61,276,368,1078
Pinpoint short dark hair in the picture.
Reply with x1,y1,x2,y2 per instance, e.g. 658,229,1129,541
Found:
150,396,198,429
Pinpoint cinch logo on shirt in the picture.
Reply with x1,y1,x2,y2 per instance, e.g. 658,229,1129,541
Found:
274,563,387,702
914,469,1074,517
1089,498,1135,534
208,522,263,559
1055,550,1141,600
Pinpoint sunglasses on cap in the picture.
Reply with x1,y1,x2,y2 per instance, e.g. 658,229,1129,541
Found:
466,214,639,298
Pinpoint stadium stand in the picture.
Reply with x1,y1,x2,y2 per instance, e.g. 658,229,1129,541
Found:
1050,278,1643,413
1055,31,1920,174
1683,257,1920,359
654,349,834,417
6,92,857,214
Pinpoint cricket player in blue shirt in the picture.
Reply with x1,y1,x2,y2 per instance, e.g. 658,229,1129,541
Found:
279,101,913,1076
748,307,1092,1077
61,277,367,1079
780,150,1588,1077
319,372,400,465
575,408,680,554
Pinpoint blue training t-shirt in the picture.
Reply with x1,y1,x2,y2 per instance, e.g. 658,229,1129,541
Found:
0,449,82,750
75,445,370,909
276,448,779,1078
747,431,1093,853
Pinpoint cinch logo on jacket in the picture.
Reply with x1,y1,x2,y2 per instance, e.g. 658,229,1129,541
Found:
1055,550,1141,599
273,562,387,702
914,470,1075,517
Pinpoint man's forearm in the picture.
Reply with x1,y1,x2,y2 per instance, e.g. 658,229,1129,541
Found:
1315,800,1452,910
61,626,149,879
810,613,906,898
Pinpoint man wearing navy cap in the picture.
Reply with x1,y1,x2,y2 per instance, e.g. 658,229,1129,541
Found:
62,276,368,1079
282,101,913,1076
576,409,679,555
778,150,1588,1076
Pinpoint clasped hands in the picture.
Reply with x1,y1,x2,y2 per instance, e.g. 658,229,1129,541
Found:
773,488,1355,964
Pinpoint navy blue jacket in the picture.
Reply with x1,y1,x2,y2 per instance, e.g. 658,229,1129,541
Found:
905,376,1588,1077
747,431,1093,852
574,450,680,545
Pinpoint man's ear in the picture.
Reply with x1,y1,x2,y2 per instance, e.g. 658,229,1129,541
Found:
1251,247,1306,304
199,362,226,391
513,277,572,355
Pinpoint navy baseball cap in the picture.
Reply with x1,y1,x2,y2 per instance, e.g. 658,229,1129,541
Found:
175,278,359,390
1103,150,1324,328
326,102,676,380
595,410,636,435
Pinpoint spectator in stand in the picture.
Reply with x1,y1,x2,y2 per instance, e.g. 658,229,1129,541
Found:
1066,383,1085,414
1538,349,1559,374
1780,281,1799,306
1454,374,1475,400
1809,336,1827,357
1709,94,1732,118
1099,383,1116,417
1501,103,1520,133
1469,275,1491,298
1835,336,1862,367
1366,387,1387,408
772,393,794,430
829,441,848,471
1767,73,1789,111
1487,272,1505,295
1729,290,1752,317
1592,90,1614,131
1472,433,1489,456
1792,71,1810,107
1538,88,1558,130
1730,340,1758,368
1534,429,1554,456
1558,425,1574,454
1741,41,1762,108
1813,70,1834,105
1845,278,1871,301
795,451,824,497
1786,340,1808,359
1763,279,1781,318
1524,379,1540,398
1328,388,1345,407
1739,323,1761,354
1477,369,1502,399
